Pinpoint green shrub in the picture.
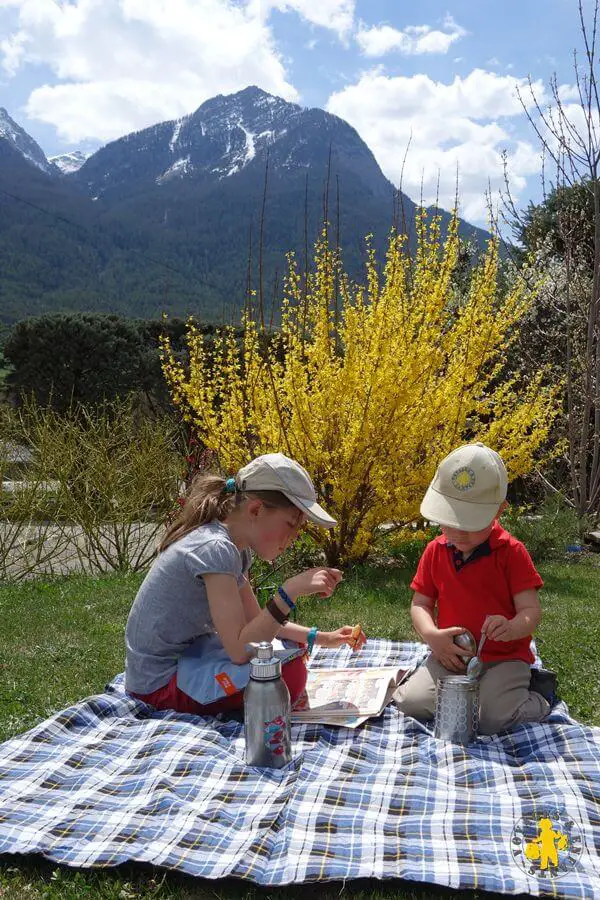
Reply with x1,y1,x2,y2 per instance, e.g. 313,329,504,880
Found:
0,397,185,578
373,498,585,568
376,526,440,570
501,497,584,562
250,532,325,605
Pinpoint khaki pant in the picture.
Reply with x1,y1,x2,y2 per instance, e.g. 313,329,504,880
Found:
392,655,550,735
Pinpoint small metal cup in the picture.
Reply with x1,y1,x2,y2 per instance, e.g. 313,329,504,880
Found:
434,675,479,745
453,629,476,664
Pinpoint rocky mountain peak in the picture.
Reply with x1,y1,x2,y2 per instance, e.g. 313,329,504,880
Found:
0,108,57,175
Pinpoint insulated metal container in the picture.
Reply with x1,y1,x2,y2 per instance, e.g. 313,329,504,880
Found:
244,641,292,768
434,675,479,745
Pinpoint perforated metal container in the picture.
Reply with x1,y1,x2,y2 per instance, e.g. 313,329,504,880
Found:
434,675,479,745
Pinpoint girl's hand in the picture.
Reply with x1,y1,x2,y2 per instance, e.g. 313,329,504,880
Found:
427,626,468,672
283,567,343,602
319,626,367,652
483,614,515,642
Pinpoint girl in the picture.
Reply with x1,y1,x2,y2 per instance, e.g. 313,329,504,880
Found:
125,452,366,715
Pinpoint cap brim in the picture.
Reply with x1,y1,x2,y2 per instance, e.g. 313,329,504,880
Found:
420,486,498,531
283,494,337,529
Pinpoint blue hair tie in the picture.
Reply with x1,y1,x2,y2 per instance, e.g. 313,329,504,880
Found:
224,477,237,494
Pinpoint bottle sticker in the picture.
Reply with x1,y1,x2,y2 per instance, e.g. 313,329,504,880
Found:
215,672,238,696
263,715,288,756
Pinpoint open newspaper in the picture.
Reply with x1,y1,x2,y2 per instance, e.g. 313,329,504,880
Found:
292,666,411,728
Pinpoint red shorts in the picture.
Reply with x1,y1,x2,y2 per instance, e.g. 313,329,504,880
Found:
130,654,308,716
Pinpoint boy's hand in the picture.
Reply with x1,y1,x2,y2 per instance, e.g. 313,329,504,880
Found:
428,626,468,672
483,614,515,642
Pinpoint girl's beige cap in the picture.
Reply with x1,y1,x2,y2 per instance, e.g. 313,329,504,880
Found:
420,442,508,531
237,453,337,529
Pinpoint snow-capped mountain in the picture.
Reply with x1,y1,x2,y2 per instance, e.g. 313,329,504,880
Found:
0,108,57,175
0,87,492,325
73,86,390,203
50,150,90,175
157,89,293,183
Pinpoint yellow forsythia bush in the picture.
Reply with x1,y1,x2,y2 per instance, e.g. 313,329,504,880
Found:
161,213,560,564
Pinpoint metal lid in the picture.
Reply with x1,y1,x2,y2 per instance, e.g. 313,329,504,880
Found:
249,641,281,681
438,675,479,691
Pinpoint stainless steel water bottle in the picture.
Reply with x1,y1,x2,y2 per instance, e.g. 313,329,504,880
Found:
244,641,292,768
434,675,479,745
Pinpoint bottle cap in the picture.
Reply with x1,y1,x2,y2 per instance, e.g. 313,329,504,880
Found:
249,641,281,681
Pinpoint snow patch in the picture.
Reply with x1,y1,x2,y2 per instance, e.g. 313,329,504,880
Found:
213,121,288,178
224,121,256,176
256,93,278,107
156,155,191,184
0,107,54,173
169,119,182,153
242,125,255,162
50,150,90,174
0,108,19,142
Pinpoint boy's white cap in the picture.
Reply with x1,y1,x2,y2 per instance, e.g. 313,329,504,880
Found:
420,442,508,531
237,453,337,529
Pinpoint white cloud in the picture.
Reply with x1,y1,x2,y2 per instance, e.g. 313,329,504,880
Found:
542,98,600,177
557,83,581,103
515,80,600,177
356,15,466,57
259,0,355,38
0,29,28,77
2,0,350,143
327,69,545,222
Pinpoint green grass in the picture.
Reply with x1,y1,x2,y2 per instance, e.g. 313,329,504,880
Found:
0,561,599,899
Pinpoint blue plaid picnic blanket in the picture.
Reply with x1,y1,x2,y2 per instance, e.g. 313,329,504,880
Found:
0,639,599,897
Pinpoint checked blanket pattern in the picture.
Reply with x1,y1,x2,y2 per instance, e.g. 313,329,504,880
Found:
0,639,599,897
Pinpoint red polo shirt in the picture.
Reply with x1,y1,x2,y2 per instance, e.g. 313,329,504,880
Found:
410,522,542,664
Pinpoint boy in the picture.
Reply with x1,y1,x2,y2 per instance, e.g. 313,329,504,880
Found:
393,442,555,735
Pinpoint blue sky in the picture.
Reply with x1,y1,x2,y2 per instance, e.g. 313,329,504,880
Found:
0,0,590,223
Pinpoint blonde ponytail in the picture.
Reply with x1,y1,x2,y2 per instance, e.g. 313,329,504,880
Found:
159,474,235,552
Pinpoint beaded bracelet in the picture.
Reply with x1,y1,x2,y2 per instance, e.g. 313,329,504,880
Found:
277,585,295,610
307,626,318,655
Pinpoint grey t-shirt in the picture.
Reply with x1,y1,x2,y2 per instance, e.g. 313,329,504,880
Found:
125,521,253,694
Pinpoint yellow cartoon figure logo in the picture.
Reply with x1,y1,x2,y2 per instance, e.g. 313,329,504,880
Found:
512,812,583,879
525,819,569,869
